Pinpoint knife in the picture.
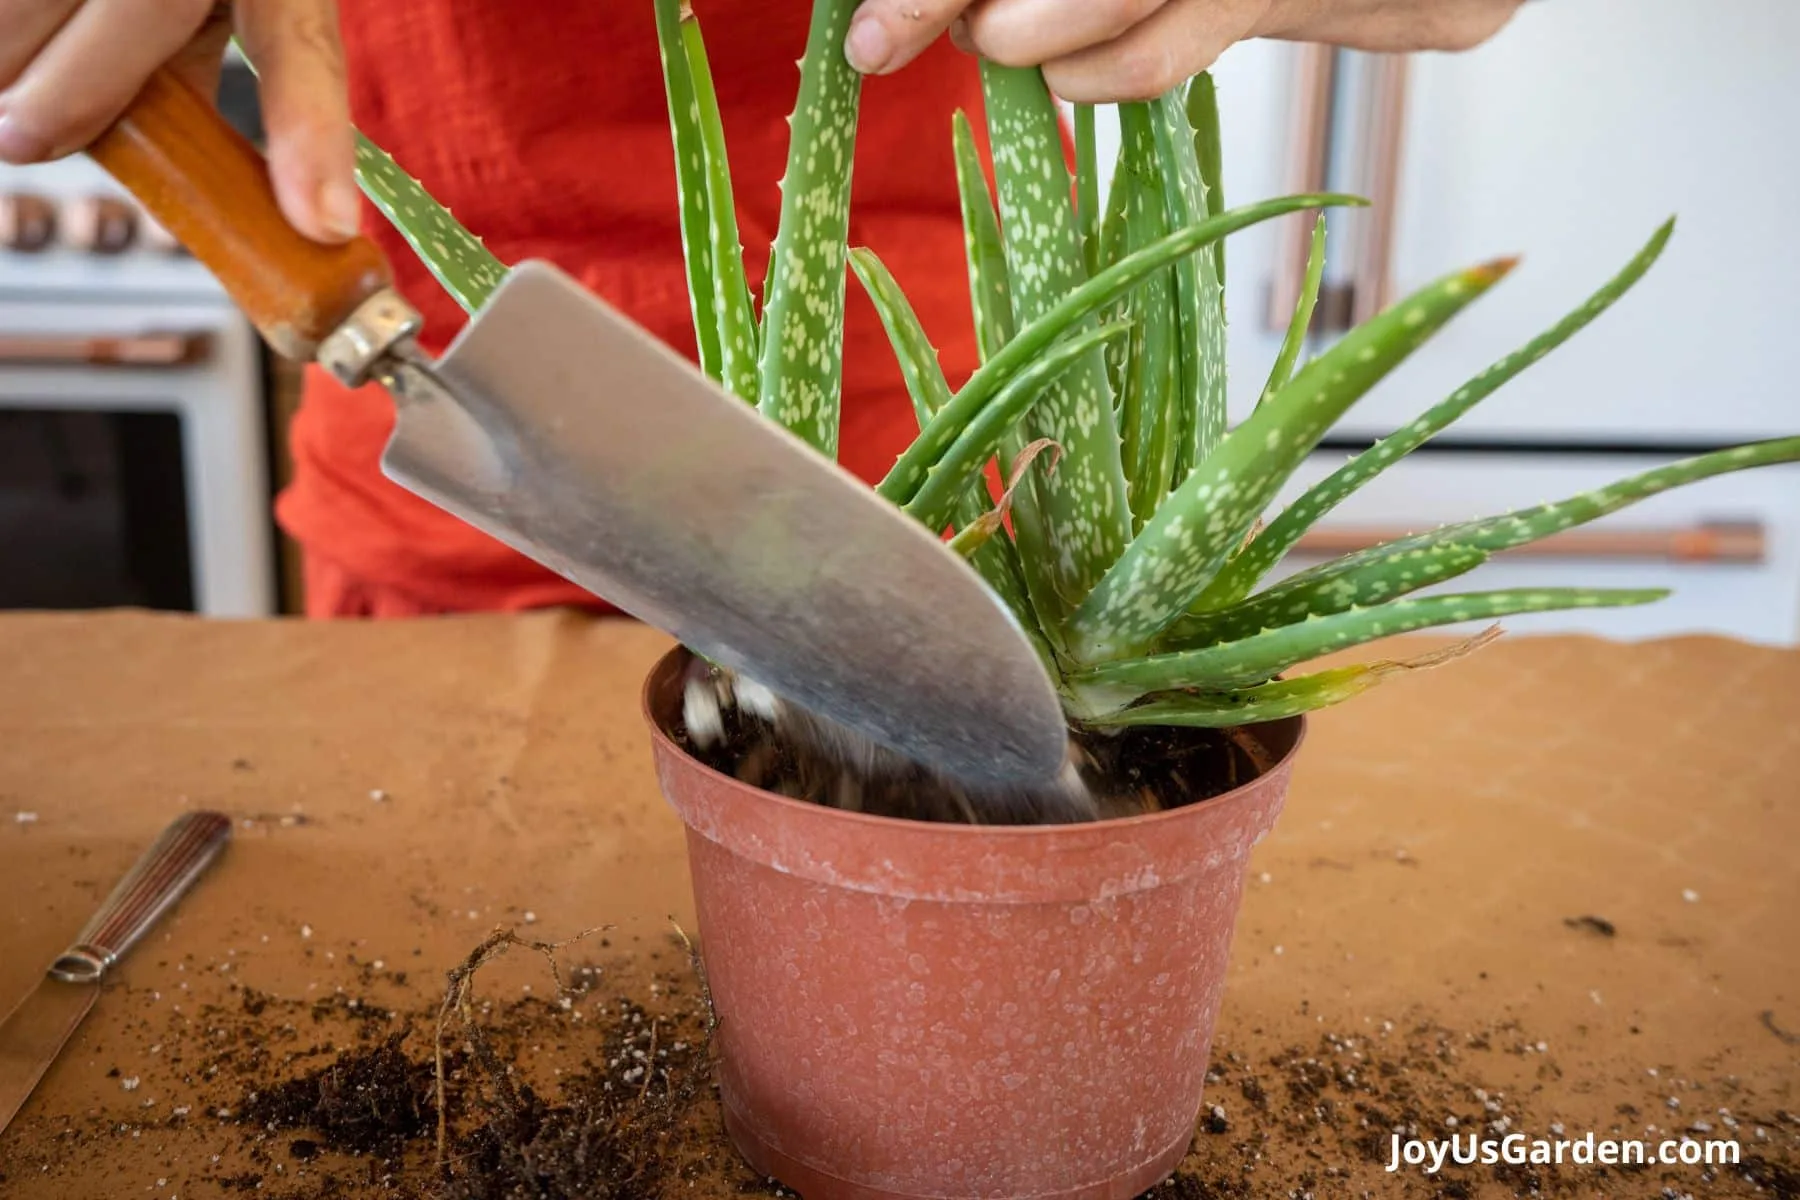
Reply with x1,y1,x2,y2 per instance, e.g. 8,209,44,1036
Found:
0,811,232,1138
83,66,1067,791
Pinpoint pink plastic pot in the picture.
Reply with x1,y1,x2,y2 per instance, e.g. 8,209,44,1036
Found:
643,648,1303,1200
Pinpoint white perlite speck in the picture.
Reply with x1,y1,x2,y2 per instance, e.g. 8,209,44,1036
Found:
121,1077,140,1091
14,811,38,824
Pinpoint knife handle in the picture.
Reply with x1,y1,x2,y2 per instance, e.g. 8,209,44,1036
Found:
50,812,232,984
87,65,392,363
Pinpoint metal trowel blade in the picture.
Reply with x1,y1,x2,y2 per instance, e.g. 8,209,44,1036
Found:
376,261,1069,789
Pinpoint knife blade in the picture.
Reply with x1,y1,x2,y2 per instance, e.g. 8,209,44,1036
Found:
0,811,231,1138
83,66,1070,790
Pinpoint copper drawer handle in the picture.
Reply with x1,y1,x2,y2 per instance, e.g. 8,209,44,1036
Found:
1292,521,1767,565
0,331,212,366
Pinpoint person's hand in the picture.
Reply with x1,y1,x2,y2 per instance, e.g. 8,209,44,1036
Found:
846,0,1526,102
0,0,356,244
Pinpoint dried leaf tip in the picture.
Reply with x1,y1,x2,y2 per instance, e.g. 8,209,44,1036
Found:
1467,256,1523,285
678,0,694,20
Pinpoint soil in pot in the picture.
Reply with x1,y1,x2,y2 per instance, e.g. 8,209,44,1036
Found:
675,681,1274,825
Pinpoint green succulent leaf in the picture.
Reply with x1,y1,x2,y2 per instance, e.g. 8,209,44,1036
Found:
353,133,508,316
679,11,759,400
952,110,1017,365
848,246,1042,639
1278,436,1800,598
905,323,1130,532
755,0,862,455
1083,665,1389,728
1186,71,1226,288
1066,256,1516,663
878,191,1363,511
1201,218,1675,610
1085,629,1500,727
1112,105,1178,530
234,39,508,320
1070,587,1665,715
1075,102,1101,279
1148,90,1227,474
1162,542,1489,650
978,63,1133,626
1259,214,1327,408
650,0,722,380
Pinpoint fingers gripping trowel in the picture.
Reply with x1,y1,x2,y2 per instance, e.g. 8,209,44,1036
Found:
86,67,1068,790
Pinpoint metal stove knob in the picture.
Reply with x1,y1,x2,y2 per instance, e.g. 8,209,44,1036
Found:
0,192,58,252
61,195,138,255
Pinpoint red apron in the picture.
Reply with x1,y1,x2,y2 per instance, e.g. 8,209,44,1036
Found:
277,1,988,615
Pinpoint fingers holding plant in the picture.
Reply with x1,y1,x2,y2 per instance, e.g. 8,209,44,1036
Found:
847,0,1527,101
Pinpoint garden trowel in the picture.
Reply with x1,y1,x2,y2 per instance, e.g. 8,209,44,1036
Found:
85,67,1068,790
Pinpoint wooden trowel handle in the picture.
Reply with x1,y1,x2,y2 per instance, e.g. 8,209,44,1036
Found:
89,65,392,362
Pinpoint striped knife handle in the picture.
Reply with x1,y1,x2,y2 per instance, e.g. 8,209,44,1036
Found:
49,812,232,984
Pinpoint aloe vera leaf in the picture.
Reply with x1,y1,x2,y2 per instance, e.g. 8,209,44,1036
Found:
1063,256,1513,663
975,64,1134,626
1149,90,1227,473
1112,104,1177,528
650,0,722,380
232,39,509,321
1084,665,1386,727
1075,103,1101,278
848,248,953,416
1258,214,1327,408
1186,72,1226,288
755,0,862,455
1203,219,1676,612
1085,628,1500,727
351,133,508,316
679,12,759,400
906,323,1130,531
1070,587,1664,713
952,110,1017,364
877,191,1361,509
846,246,1043,632
1281,436,1800,599
1162,541,1489,650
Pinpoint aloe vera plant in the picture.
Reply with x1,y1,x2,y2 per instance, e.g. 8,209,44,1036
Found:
350,0,1798,761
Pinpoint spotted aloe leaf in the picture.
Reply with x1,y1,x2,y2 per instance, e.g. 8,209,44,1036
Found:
1277,436,1800,598
1199,219,1676,612
978,63,1133,626
651,0,723,381
1259,214,1327,408
233,38,508,318
1085,630,1500,728
1161,542,1489,650
905,322,1129,532
1185,72,1226,288
1069,587,1664,717
952,110,1017,366
1148,90,1227,476
846,246,1039,636
1065,257,1516,664
755,0,862,455
350,134,509,316
1074,103,1101,278
1111,104,1178,530
677,8,760,400
878,191,1362,511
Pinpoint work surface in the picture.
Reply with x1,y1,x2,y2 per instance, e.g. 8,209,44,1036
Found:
0,611,1794,1199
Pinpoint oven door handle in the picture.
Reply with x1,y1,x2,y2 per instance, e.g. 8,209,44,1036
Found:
0,331,213,366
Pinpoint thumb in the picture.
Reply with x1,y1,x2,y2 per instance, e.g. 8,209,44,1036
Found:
235,0,356,244
845,0,971,76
